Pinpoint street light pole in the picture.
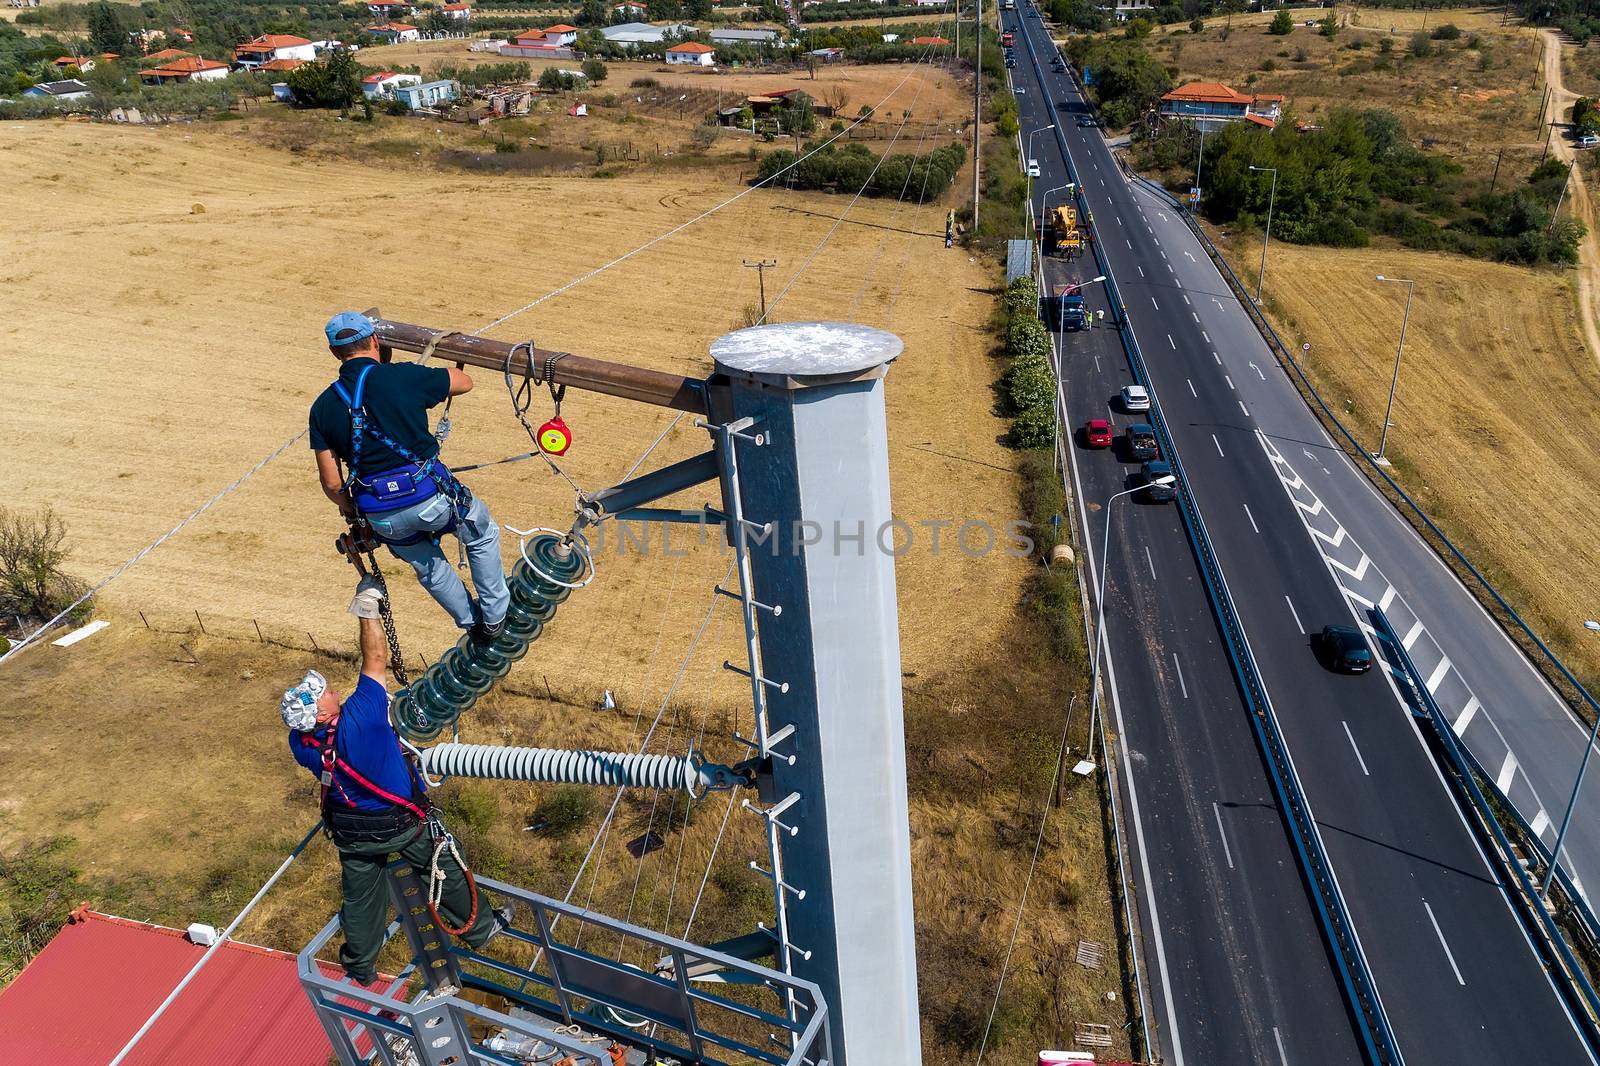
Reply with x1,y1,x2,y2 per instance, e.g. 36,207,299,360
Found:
1193,126,1208,212
1248,164,1277,302
1373,274,1413,465
972,0,983,228
1084,478,1175,762
1542,620,1600,899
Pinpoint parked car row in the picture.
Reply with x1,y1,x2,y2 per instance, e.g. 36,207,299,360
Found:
1078,386,1174,501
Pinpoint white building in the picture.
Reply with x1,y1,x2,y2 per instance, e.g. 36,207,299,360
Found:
665,41,716,65
367,22,421,43
441,2,472,18
1099,0,1153,19
138,56,230,84
21,79,90,100
361,70,424,98
233,34,316,67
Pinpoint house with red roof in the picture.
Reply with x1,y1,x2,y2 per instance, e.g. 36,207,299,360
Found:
234,33,316,68
138,55,230,84
368,21,420,42
362,69,424,98
500,27,575,56
1158,81,1284,129
52,54,113,72
665,40,716,65
442,2,473,19
0,908,375,1065
260,57,307,73
143,47,195,62
542,23,579,46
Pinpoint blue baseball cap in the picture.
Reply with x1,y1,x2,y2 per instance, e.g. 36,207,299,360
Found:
325,312,376,347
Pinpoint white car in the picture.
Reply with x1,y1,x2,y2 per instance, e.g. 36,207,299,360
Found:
1015,85,1026,96
1027,159,1040,178
1121,384,1151,412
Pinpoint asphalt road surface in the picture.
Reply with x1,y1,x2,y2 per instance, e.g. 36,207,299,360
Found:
1003,5,1600,1063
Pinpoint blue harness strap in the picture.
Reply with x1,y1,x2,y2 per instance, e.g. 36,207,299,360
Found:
332,364,471,543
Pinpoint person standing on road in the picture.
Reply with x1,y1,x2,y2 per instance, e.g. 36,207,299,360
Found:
309,312,509,644
281,577,511,986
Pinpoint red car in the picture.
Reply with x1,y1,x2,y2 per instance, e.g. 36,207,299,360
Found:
1084,419,1113,448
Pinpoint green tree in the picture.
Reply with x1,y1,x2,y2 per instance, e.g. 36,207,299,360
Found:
1124,16,1152,38
1319,13,1338,37
1189,17,1203,33
1268,8,1293,35
646,0,682,19
422,9,450,34
286,49,363,111
581,57,608,83
1408,30,1432,57
579,0,607,25
86,1,125,54
685,0,713,18
1574,97,1600,133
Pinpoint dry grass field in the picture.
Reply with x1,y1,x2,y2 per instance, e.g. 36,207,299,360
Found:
0,113,1126,1060
1144,8,1545,184
1211,234,1600,677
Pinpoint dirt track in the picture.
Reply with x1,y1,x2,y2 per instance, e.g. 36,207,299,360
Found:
1540,28,1600,367
0,117,1019,715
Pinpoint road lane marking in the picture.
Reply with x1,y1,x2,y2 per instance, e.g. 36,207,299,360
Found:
1152,296,1160,310
1116,215,1123,226
1168,334,1176,349
1378,585,1397,611
1284,595,1303,633
1212,802,1235,870
1126,239,1132,249
1184,250,1196,262
1160,249,1168,258
1240,503,1260,533
1167,264,1175,274
1453,696,1481,734
1497,750,1518,791
1192,312,1200,323
1137,265,1145,277
1187,378,1196,397
1401,619,1425,650
1329,554,1370,581
1212,434,1224,457
1238,400,1249,417
1202,330,1211,343
1310,525,1346,548
1225,375,1235,390
1094,356,1101,372
1145,545,1157,580
1249,361,1266,380
1422,900,1467,985
1182,294,1191,305
1212,351,1221,365
1342,721,1370,776
1174,653,1188,698
1273,1028,1290,1066
1532,808,1552,837
1426,655,1453,694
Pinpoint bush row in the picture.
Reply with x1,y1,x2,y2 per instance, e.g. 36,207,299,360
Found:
754,140,966,200
998,276,1055,448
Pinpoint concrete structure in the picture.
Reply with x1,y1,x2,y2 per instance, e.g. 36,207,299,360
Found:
139,56,230,84
8,0,42,9
361,70,423,98
1159,81,1283,130
1099,0,1153,18
367,22,420,43
394,79,457,110
233,34,316,67
272,82,294,101
600,21,694,46
709,26,780,44
441,2,472,18
366,0,413,14
665,40,716,64
542,23,579,45
21,79,91,100
709,321,922,1065
499,27,576,55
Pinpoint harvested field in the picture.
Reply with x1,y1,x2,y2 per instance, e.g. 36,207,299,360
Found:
1210,233,1600,684
0,114,1128,1059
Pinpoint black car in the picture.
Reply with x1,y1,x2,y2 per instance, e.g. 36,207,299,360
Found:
1076,115,1100,128
1140,461,1176,502
1314,624,1373,674
1006,56,1017,67
1126,423,1159,462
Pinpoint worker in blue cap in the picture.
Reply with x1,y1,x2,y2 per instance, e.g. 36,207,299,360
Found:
309,312,509,644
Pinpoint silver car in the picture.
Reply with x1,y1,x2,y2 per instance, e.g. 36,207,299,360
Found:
1120,384,1151,412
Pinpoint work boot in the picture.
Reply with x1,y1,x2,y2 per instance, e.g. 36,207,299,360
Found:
469,615,506,647
479,905,516,949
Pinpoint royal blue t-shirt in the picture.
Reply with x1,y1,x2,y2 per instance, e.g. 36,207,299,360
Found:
289,674,425,812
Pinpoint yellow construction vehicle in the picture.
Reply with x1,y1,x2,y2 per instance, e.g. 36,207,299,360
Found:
1049,203,1084,258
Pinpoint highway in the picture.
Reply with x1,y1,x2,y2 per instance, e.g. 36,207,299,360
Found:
1002,5,1600,1063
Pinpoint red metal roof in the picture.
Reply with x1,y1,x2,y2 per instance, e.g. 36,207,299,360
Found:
0,907,352,1065
667,41,716,52
1162,81,1253,105
544,23,577,31
237,33,312,51
144,47,195,60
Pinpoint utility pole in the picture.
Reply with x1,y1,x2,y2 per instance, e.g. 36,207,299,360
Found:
1490,143,1505,193
744,258,778,321
972,0,982,228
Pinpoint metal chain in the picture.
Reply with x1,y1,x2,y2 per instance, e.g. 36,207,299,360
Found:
364,552,410,688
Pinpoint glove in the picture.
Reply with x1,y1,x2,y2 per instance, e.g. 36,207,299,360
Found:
349,575,385,619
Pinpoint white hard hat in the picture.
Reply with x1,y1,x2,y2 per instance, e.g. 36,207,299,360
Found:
280,670,328,732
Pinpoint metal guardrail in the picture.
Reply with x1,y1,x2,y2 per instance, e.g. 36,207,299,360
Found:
1371,607,1600,1053
1012,20,1403,1065
299,869,833,1066
1129,168,1600,766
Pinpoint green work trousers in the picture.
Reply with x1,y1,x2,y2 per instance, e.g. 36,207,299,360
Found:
333,821,495,983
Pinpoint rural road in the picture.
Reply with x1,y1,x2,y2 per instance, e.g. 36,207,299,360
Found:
1541,27,1600,366
1010,4,1600,1062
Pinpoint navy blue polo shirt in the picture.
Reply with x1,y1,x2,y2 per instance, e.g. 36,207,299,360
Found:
290,674,425,812
308,358,452,479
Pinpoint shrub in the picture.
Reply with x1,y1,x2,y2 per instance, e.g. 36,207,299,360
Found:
1430,22,1461,41
1260,57,1277,71
1408,31,1432,58
1320,14,1338,37
581,58,609,83
1379,36,1393,54
1008,405,1057,448
1006,314,1051,361
530,786,595,838
630,76,658,87
1006,352,1056,413
1293,46,1308,62
1189,17,1203,33
1269,8,1293,35
0,506,89,631
1004,275,1039,317
1124,16,1151,38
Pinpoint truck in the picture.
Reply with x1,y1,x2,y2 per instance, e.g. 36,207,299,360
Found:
1048,203,1084,257
1000,30,1015,46
1046,285,1088,331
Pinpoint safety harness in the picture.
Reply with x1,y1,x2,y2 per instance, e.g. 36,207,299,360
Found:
303,724,481,938
332,363,473,549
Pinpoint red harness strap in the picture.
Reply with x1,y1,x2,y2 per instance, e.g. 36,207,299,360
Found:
304,730,429,822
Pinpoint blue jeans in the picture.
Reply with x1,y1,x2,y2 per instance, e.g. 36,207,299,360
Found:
364,492,509,630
